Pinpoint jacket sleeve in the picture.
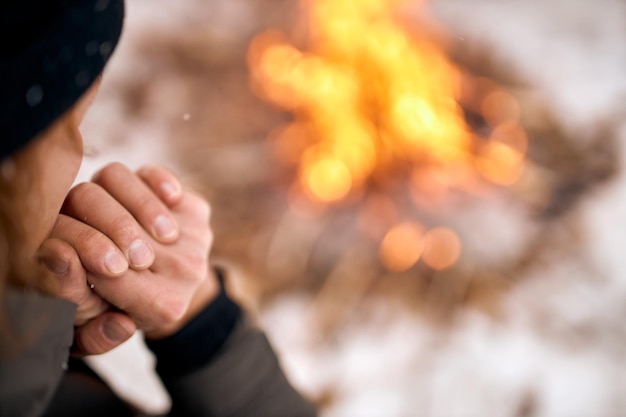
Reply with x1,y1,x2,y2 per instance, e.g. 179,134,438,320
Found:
0,290,76,417
145,283,317,417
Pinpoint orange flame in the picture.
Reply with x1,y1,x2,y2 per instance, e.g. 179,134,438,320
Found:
249,0,530,271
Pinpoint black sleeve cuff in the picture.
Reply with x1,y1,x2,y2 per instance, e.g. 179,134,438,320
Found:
145,270,242,379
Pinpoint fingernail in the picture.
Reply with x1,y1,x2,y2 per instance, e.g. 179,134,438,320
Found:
161,181,181,201
128,239,154,268
153,215,177,240
102,319,131,343
104,251,128,274
44,256,69,275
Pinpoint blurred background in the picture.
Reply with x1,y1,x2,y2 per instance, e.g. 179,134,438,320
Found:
79,0,626,416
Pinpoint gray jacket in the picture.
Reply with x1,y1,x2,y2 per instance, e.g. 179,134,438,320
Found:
0,289,316,417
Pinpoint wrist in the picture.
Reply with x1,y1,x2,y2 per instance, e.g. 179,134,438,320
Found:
144,270,242,378
144,268,220,340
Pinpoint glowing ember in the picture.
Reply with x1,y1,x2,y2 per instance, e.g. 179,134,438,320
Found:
249,0,530,271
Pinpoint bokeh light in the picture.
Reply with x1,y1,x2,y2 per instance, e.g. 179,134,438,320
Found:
379,222,425,271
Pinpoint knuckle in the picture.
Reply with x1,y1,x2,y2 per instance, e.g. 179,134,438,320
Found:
154,298,186,325
135,192,161,215
185,251,209,280
57,285,84,304
92,163,135,191
75,225,103,246
182,191,210,218
63,183,106,216
94,162,127,183
65,182,95,204
108,215,137,243
194,197,211,222
189,253,206,274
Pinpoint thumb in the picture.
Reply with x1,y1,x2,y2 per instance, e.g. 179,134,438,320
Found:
73,312,137,356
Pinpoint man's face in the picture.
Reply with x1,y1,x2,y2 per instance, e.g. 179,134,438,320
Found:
15,83,99,251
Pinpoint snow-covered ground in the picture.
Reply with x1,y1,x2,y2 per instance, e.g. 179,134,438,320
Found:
80,0,626,415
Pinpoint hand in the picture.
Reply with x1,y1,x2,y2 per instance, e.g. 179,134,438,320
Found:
80,164,218,339
39,163,184,354
39,235,136,355
40,163,218,353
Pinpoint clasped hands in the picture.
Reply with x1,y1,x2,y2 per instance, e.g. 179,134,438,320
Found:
38,163,219,355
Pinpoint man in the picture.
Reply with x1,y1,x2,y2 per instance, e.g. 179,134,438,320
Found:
0,1,316,416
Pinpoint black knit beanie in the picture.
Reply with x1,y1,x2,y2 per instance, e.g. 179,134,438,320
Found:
0,0,124,161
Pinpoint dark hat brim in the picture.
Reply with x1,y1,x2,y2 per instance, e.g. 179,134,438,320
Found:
0,0,125,161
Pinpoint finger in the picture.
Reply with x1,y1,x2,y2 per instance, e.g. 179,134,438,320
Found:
38,237,111,325
50,215,130,277
136,164,183,206
88,268,187,334
73,312,136,356
172,190,211,227
62,182,155,270
172,191,213,249
86,191,214,336
92,163,179,243
148,192,213,277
